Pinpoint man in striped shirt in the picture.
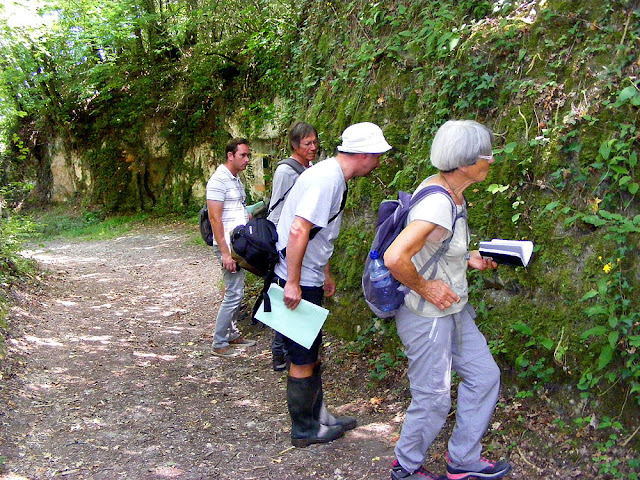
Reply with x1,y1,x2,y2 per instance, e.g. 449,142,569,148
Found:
206,138,257,357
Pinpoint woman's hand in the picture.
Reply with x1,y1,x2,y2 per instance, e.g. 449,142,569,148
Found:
468,250,498,271
420,279,460,310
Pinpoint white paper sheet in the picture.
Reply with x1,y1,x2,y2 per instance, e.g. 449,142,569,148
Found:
254,283,329,349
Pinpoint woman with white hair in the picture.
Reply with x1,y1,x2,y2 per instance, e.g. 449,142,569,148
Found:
384,120,512,480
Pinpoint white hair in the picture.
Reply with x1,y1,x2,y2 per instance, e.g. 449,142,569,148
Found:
430,120,494,172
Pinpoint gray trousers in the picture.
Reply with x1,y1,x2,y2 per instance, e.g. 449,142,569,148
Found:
394,303,501,473
211,245,245,348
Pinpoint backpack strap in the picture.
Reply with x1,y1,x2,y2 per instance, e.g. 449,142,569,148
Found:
409,185,451,209
410,187,467,311
267,158,306,215
280,184,348,258
251,269,277,319
278,157,306,175
309,184,348,240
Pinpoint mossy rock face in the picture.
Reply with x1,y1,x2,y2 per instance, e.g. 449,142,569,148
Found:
13,0,640,419
324,292,373,342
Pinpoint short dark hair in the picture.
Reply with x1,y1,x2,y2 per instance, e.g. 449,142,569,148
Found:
289,122,317,149
226,138,250,156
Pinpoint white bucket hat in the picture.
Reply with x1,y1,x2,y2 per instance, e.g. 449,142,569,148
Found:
337,122,393,154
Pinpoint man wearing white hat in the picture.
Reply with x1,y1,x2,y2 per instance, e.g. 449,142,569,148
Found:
273,122,392,447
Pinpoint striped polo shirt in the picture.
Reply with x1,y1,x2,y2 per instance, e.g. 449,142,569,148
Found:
206,164,248,246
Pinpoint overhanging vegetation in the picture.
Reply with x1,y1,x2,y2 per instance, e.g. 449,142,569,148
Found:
1,0,639,457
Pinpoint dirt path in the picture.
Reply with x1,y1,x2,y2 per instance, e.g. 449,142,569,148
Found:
2,222,637,480
0,222,399,480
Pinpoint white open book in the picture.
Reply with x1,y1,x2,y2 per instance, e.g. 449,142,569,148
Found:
478,239,534,267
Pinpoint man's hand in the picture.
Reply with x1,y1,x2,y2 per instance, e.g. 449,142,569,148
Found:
323,273,336,297
323,263,336,297
208,199,237,272
221,252,237,273
284,280,302,310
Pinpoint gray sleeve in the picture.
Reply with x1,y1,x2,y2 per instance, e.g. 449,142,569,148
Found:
268,165,298,225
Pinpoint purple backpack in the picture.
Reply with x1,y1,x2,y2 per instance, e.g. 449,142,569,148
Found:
362,185,461,318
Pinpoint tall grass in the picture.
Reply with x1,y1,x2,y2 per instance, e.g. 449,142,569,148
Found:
0,214,38,356
35,209,151,240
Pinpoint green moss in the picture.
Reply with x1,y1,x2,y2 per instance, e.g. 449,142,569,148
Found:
19,0,640,419
324,291,375,341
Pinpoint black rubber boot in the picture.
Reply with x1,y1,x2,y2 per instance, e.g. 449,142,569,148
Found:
313,364,357,431
287,375,344,448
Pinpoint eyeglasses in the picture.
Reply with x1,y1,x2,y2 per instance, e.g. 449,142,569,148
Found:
478,153,494,160
300,140,320,148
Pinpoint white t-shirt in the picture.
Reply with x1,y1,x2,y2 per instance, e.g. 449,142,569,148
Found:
404,181,470,318
205,164,248,246
275,157,346,287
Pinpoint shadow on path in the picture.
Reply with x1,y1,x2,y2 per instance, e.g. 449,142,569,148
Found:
0,224,397,480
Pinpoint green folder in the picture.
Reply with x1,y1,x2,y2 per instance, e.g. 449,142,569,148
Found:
254,283,329,349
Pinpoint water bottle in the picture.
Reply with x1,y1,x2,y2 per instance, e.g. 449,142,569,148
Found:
368,250,397,312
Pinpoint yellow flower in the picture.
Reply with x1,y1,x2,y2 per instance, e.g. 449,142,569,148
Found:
603,262,613,273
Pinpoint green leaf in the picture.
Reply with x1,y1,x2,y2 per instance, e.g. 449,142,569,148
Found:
617,85,639,104
503,142,517,154
564,213,583,226
629,183,639,195
541,338,554,350
515,354,528,369
597,210,621,221
610,164,628,175
597,277,608,296
512,322,533,336
599,140,612,160
543,201,560,212
619,175,632,186
582,215,607,227
585,305,607,317
581,326,608,339
608,330,619,348
565,142,582,152
580,290,598,301
487,184,509,194
511,213,521,222
517,49,527,62
597,345,614,370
